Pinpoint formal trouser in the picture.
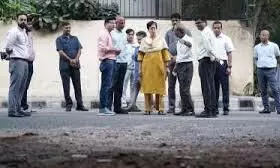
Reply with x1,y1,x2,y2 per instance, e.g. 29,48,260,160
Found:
122,69,134,104
127,81,140,109
168,59,177,111
144,94,164,112
198,57,217,113
60,67,83,108
21,61,33,110
257,68,280,112
176,62,194,112
8,59,29,114
214,60,229,111
108,63,127,112
99,59,115,109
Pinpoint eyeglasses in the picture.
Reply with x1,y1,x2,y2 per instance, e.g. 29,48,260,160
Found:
19,19,27,21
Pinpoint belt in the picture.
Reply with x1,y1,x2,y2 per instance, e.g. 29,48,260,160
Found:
10,57,28,62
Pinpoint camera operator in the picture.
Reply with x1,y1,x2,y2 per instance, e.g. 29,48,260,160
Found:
2,13,31,117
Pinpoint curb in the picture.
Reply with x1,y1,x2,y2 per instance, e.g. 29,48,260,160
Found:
0,96,276,112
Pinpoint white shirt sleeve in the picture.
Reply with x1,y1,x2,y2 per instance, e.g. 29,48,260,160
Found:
2,30,17,50
253,46,258,59
203,30,217,59
225,36,235,53
274,44,280,57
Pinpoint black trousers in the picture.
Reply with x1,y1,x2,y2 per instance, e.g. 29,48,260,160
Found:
168,59,177,111
176,62,194,112
199,57,217,113
21,61,33,110
214,60,229,111
60,67,83,108
108,63,127,112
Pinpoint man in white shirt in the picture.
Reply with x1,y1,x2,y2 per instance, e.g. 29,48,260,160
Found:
2,13,31,117
213,21,235,116
121,28,136,109
172,23,194,116
109,16,129,114
195,16,218,118
254,29,280,115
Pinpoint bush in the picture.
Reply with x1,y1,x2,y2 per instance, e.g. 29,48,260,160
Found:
0,0,119,31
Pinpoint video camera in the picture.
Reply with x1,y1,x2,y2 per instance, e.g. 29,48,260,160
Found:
0,48,12,60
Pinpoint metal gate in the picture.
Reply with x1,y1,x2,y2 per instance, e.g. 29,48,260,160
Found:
98,0,248,20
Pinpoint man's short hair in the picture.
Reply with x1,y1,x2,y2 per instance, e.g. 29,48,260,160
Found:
136,31,147,37
126,28,134,34
170,13,181,19
213,21,223,28
174,23,186,33
147,21,157,30
62,21,71,27
16,13,27,19
104,17,116,24
194,16,207,23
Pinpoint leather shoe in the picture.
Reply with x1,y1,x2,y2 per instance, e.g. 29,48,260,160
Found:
19,111,31,117
76,106,88,111
196,111,210,118
174,111,194,116
259,109,271,114
167,109,175,114
196,111,217,118
8,113,25,117
66,107,71,112
223,110,229,115
116,110,128,114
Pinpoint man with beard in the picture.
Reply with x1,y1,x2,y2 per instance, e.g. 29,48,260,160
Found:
56,22,88,112
2,13,31,117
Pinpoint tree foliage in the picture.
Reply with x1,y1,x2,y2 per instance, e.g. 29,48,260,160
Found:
0,0,119,31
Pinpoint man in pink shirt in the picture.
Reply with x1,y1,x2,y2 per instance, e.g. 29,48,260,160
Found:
97,17,121,116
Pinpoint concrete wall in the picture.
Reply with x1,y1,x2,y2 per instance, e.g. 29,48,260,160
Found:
0,20,254,101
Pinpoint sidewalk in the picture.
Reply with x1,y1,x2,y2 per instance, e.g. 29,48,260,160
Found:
0,95,275,112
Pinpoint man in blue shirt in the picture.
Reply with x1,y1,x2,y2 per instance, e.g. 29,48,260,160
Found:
56,22,88,112
254,29,280,114
125,31,147,112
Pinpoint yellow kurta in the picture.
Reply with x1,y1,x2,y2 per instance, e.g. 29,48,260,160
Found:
138,49,170,95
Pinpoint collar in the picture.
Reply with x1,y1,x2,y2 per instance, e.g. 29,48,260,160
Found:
216,33,224,38
62,34,73,38
261,41,270,46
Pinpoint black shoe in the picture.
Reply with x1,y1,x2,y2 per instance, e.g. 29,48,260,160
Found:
130,106,142,112
259,109,271,114
19,111,31,117
223,110,229,115
167,109,175,114
76,106,89,111
216,110,219,115
196,111,211,118
158,111,166,115
66,107,71,112
8,113,25,118
116,110,128,114
174,111,194,116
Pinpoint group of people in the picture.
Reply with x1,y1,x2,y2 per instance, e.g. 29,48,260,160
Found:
1,12,280,118
97,14,236,117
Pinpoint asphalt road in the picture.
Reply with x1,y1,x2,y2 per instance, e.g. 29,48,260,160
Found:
0,109,279,147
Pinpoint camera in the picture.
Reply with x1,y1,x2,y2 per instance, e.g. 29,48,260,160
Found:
0,48,12,60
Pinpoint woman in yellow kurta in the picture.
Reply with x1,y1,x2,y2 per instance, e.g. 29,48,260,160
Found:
138,21,170,115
